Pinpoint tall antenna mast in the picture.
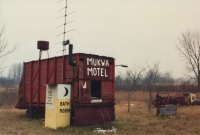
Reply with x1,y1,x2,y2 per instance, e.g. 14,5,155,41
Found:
56,0,75,55
63,0,67,55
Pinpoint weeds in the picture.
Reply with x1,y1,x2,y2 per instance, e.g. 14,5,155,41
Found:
0,88,18,107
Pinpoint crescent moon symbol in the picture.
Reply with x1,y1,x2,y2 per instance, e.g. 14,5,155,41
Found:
64,87,68,97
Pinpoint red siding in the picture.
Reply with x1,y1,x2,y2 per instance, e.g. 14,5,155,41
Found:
16,53,115,125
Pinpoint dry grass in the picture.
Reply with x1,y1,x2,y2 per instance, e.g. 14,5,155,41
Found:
115,90,200,103
0,107,98,134
0,90,18,107
1,91,200,134
115,101,200,135
115,91,200,134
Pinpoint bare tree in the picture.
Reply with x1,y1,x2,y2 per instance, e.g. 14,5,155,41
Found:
7,63,23,85
15,63,23,84
177,30,200,90
126,65,145,113
144,61,160,112
0,25,18,75
115,72,124,90
126,66,145,90
124,76,132,113
158,71,174,85
0,76,14,90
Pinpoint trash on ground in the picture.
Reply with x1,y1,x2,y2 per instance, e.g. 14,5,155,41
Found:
93,127,117,133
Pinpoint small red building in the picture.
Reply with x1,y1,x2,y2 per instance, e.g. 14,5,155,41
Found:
15,44,115,125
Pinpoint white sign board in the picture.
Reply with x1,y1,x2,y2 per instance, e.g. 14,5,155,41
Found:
91,99,102,103
46,84,71,110
46,85,55,110
159,105,177,115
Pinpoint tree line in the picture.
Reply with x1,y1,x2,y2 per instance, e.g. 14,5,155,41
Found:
0,63,23,90
115,63,197,92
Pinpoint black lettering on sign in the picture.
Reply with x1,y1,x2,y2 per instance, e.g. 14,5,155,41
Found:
166,106,177,112
48,91,52,96
166,107,170,111
60,102,70,106
59,108,70,113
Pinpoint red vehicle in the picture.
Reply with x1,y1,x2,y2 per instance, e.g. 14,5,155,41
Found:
15,43,115,126
152,93,177,108
152,92,200,107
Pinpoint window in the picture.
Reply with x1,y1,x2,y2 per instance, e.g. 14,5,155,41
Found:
192,95,195,100
91,80,101,98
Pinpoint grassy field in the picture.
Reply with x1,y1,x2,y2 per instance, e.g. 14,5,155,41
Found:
1,91,200,134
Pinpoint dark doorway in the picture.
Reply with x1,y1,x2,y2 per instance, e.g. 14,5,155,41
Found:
91,80,101,98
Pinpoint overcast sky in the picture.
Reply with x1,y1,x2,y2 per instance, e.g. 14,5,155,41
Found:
1,0,200,78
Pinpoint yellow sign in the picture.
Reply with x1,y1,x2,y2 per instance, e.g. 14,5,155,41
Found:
45,84,71,129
